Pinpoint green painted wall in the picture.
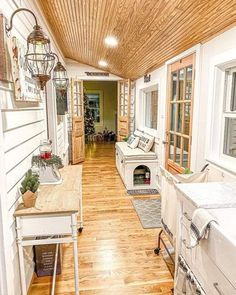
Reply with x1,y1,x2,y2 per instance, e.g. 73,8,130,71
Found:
84,81,117,133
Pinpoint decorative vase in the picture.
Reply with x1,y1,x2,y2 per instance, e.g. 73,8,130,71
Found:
39,140,52,160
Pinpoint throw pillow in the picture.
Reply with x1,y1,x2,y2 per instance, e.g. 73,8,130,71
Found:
134,129,144,138
138,133,154,152
127,134,139,149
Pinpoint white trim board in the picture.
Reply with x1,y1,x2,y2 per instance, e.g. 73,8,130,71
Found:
205,48,236,173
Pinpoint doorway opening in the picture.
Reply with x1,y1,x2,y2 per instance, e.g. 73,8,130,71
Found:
70,79,133,164
83,80,118,148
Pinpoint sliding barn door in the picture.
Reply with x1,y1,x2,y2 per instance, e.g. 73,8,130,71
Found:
117,79,131,141
71,78,85,164
165,54,195,174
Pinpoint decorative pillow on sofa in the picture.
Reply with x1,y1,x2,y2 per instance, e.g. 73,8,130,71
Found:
127,134,139,149
134,129,144,138
138,133,154,152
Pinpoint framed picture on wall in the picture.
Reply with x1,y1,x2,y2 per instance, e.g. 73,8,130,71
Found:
0,14,12,82
56,88,68,115
8,36,41,102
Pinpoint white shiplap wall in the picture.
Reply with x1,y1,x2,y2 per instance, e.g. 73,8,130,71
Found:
0,1,68,294
0,105,47,294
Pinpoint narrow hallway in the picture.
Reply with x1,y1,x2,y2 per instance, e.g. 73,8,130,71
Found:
29,143,173,295
79,143,173,294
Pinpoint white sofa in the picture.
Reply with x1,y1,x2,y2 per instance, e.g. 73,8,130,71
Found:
115,140,158,190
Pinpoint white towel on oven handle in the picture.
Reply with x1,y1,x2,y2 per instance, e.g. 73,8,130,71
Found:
189,208,217,248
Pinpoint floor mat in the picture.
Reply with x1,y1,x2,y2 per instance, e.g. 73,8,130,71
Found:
127,189,159,195
131,198,161,229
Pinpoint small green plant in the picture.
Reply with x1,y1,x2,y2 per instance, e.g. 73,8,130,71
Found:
20,169,40,194
123,136,129,142
183,168,192,174
31,154,64,169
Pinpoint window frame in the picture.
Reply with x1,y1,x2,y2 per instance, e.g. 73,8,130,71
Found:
207,55,236,173
84,90,104,127
141,84,159,136
221,67,236,160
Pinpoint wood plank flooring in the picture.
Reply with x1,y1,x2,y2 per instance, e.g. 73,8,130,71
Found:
28,143,173,294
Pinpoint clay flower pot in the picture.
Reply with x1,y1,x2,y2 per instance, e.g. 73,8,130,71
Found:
22,190,37,208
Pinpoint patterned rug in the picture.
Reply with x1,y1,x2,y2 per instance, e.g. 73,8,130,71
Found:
131,198,161,229
127,189,159,195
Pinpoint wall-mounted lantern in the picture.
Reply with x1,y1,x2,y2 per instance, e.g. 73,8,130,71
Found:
51,52,69,90
5,8,55,90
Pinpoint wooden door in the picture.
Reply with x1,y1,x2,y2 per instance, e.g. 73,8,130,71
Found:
71,78,85,164
165,54,195,174
117,79,130,141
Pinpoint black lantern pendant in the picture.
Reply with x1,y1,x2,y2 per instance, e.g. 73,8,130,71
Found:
52,53,69,90
6,8,55,90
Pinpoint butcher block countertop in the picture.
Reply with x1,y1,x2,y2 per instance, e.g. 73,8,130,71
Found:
14,165,82,217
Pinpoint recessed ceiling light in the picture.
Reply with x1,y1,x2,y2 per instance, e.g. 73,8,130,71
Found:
104,36,118,47
98,60,108,67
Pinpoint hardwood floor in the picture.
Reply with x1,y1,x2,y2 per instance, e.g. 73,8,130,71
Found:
28,143,173,294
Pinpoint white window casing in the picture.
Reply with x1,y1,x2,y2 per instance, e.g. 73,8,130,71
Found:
206,48,236,174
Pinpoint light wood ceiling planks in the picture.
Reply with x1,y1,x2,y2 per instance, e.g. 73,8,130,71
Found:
37,0,236,79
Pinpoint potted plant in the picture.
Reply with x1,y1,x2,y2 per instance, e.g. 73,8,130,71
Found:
31,154,63,184
20,169,40,208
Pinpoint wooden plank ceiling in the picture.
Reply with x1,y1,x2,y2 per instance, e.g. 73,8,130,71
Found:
37,0,236,79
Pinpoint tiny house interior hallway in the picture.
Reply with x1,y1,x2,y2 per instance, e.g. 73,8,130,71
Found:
28,143,173,294
0,0,236,294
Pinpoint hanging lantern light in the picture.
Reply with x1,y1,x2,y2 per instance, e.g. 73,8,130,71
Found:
51,53,69,90
5,8,55,90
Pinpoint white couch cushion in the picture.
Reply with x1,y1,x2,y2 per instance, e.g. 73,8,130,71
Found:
116,142,157,160
127,134,139,149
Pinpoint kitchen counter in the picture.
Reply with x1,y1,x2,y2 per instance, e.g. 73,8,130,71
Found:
175,181,236,209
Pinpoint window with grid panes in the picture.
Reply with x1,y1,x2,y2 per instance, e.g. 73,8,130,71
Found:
223,67,236,158
87,93,101,123
169,65,193,168
145,90,158,130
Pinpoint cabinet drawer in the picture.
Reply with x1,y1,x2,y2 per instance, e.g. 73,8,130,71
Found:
20,214,73,237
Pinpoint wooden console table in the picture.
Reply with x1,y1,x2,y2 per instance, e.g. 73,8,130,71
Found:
14,165,83,295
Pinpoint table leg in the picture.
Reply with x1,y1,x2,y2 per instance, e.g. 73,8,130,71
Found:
71,214,79,295
51,243,59,295
16,217,27,295
79,195,83,229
